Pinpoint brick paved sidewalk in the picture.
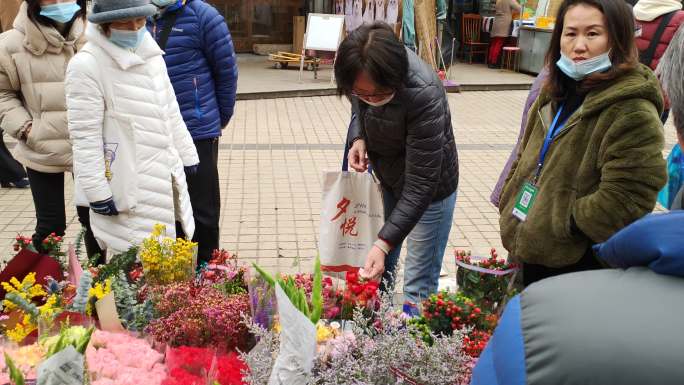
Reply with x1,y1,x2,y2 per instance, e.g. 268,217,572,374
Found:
0,91,676,282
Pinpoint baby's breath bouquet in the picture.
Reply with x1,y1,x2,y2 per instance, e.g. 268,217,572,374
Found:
140,224,197,285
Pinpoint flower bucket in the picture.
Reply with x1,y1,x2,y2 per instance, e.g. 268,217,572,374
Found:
454,249,519,315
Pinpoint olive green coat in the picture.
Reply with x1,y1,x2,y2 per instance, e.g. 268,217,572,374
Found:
499,65,667,268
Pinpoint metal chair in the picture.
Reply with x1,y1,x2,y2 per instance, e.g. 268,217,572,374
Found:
502,46,521,72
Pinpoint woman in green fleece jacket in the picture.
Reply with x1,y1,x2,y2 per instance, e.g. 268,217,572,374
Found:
499,0,667,287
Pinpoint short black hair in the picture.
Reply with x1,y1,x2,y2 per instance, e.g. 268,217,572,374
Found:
334,22,408,97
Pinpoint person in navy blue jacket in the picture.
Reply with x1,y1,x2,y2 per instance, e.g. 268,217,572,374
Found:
148,0,238,263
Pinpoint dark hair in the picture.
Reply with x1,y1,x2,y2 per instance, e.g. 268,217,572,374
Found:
26,0,87,28
544,0,638,99
334,22,408,97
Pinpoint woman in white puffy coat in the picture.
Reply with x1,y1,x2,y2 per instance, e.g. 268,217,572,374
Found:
65,0,199,257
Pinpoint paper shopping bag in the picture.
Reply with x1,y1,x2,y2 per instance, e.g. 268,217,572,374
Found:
318,171,384,273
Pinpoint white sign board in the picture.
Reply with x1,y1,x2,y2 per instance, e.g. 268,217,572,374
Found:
305,13,346,52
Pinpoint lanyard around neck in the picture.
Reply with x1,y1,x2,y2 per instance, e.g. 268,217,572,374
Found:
534,104,566,184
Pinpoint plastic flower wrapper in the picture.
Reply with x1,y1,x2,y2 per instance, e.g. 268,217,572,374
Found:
267,284,316,385
35,325,94,385
252,257,323,385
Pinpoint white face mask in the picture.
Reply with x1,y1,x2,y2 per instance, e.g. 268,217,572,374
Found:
360,93,395,107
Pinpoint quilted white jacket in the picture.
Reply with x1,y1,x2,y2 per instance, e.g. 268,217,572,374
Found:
65,23,199,257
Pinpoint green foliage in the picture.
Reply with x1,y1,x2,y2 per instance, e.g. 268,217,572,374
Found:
408,317,435,346
252,256,325,324
94,247,139,282
74,228,86,262
213,269,248,296
70,271,93,314
310,256,323,324
5,292,39,321
112,271,138,322
44,326,95,358
125,300,155,332
4,353,24,385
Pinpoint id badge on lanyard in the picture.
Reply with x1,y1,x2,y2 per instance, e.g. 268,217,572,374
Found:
512,105,566,222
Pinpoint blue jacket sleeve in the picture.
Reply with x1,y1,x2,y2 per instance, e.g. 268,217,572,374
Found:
594,211,684,277
199,4,238,128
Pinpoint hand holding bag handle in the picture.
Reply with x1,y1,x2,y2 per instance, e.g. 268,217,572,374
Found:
342,113,372,173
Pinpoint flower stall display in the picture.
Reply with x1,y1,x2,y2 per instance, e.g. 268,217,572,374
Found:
0,218,512,385
139,224,197,285
455,249,519,313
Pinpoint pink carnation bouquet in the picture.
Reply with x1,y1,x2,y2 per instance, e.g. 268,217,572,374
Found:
87,330,166,385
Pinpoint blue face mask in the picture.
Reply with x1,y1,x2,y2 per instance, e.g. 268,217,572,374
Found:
556,51,612,81
40,1,81,24
109,27,147,50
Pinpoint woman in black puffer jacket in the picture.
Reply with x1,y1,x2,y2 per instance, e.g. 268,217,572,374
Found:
335,22,459,304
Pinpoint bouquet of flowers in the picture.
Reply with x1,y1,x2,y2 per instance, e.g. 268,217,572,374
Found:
140,224,197,285
455,249,519,313
163,346,246,385
2,273,51,343
86,330,166,385
14,233,65,268
337,271,379,320
201,250,248,296
147,282,251,351
247,273,277,330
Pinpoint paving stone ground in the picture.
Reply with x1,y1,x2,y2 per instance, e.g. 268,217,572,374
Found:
0,91,676,283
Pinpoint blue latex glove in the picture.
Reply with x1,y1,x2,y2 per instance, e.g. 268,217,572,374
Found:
90,197,119,216
185,164,200,176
